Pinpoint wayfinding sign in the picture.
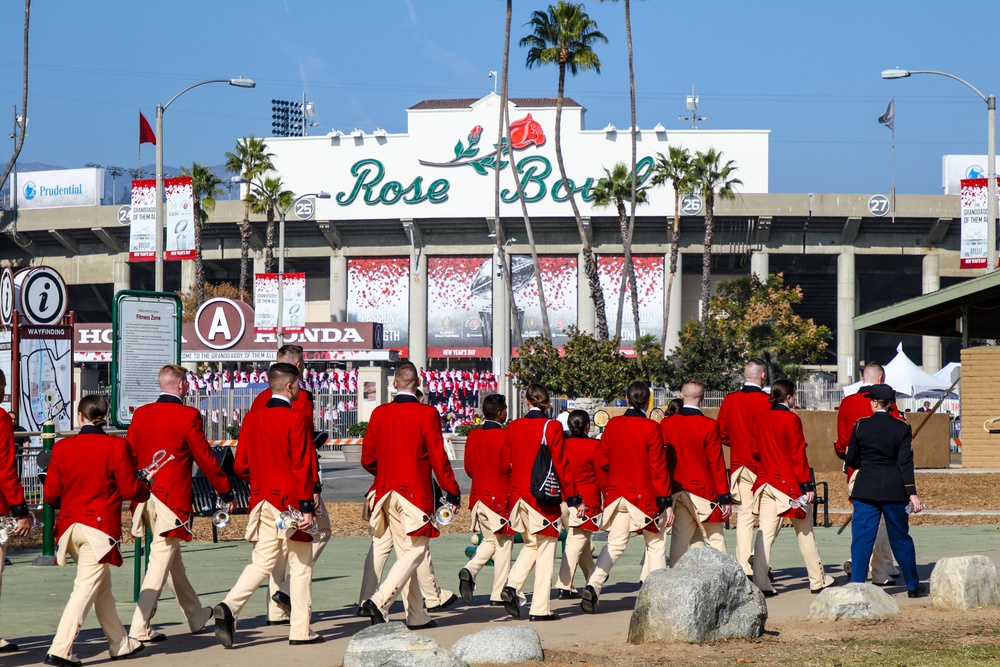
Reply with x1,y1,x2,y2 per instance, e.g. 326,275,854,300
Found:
111,291,181,428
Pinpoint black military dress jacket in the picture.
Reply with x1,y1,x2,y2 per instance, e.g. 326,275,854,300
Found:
844,411,917,503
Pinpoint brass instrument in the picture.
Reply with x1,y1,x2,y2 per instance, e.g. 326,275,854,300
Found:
432,477,457,526
0,516,18,546
212,499,230,529
648,407,665,423
138,449,175,482
593,409,611,428
277,505,325,539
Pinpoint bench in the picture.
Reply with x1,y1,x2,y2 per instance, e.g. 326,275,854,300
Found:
191,446,251,543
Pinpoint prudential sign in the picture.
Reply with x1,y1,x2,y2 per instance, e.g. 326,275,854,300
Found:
16,168,103,209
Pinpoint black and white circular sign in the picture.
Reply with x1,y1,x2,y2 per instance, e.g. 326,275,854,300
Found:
0,266,13,326
680,193,704,216
868,194,890,217
117,204,132,226
17,266,68,325
292,198,315,221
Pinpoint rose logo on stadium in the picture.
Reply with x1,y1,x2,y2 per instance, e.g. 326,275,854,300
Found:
418,113,546,175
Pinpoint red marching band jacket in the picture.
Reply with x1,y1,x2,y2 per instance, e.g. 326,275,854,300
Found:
565,434,607,520
235,397,318,540
717,385,772,475
464,421,511,519
599,409,671,530
835,387,906,482
127,395,232,540
751,403,815,518
661,407,731,523
44,425,151,566
252,387,322,494
0,409,28,518
361,394,460,538
501,411,581,537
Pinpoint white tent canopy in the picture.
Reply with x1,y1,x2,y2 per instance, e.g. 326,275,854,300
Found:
933,362,961,395
843,343,950,397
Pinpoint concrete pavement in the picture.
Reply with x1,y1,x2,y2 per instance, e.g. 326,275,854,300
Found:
2,525,998,666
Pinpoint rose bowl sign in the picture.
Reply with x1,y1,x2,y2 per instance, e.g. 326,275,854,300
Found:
74,297,392,362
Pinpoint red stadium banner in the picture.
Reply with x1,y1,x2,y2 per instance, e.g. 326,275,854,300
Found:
347,257,410,357
427,256,492,358
597,254,664,353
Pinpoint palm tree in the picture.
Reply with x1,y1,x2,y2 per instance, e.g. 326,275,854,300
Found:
225,135,274,300
247,176,293,273
652,146,693,351
690,148,742,327
180,163,223,306
590,162,649,343
521,1,610,339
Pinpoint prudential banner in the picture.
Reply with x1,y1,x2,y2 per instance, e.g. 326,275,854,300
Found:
165,176,195,261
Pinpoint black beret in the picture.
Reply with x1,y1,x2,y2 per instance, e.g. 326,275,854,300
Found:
866,383,896,401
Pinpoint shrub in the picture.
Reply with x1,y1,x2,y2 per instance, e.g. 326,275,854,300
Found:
347,421,368,438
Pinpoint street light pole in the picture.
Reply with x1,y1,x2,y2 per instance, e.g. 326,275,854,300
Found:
882,68,997,273
153,77,255,292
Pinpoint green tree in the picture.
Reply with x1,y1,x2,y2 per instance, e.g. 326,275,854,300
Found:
521,1,610,339
507,334,563,391
225,135,274,300
651,146,693,351
690,148,742,327
591,162,649,343
180,163,223,306
247,176,293,273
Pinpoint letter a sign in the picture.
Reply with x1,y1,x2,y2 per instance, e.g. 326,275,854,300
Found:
195,298,246,350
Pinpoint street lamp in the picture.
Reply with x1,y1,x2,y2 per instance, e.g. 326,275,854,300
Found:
154,77,255,292
882,68,996,273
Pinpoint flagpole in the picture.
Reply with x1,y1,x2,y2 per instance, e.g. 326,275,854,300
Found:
138,106,142,176
891,95,896,224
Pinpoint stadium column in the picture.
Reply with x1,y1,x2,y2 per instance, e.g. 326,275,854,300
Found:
181,258,196,296
750,250,769,282
112,253,130,294
837,247,856,384
664,252,683,352
329,252,347,322
410,252,428,371
577,250,596,335
922,252,941,373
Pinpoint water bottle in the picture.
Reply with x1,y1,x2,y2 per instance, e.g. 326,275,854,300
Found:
905,502,921,514
789,494,810,509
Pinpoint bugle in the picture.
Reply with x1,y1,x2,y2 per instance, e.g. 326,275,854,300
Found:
138,449,175,483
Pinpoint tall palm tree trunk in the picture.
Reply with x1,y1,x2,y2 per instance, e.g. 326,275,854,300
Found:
554,63,608,340
624,0,641,346
660,187,682,354
194,199,205,304
265,208,276,273
0,0,29,201
613,202,640,343
239,198,251,301
700,194,715,327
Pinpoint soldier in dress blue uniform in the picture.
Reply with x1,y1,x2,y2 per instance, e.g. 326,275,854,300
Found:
845,383,926,598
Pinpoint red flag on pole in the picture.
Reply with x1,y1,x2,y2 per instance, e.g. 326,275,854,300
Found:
139,111,156,145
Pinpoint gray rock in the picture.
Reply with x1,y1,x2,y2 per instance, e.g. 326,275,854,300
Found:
451,626,543,664
628,546,767,644
343,623,469,667
931,555,1000,610
807,583,899,621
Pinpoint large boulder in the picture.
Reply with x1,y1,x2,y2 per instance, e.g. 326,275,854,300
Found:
628,546,767,644
451,626,543,664
808,583,899,621
931,555,1000,610
343,623,469,667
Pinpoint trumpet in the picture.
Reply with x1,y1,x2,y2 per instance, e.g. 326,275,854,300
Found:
435,500,457,526
277,505,322,538
212,499,230,529
138,449,175,483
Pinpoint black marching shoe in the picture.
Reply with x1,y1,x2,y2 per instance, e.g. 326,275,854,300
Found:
529,613,559,621
44,655,82,667
0,643,18,653
872,579,896,587
907,584,928,599
557,589,581,600
109,644,145,661
361,599,386,625
489,600,505,607
500,586,520,619
426,592,458,613
266,619,290,626
405,620,438,630
761,589,778,598
580,585,598,614
458,568,475,603
289,635,325,645
271,591,292,614
213,602,236,649
811,578,841,594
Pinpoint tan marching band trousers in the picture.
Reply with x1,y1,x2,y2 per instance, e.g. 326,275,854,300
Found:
49,525,144,661
505,499,558,617
847,470,896,583
730,466,757,575
129,496,209,639
669,490,727,566
358,525,454,609
268,496,333,621
462,503,514,602
752,485,833,593
367,492,434,627
220,502,315,641
587,501,666,595
556,503,595,592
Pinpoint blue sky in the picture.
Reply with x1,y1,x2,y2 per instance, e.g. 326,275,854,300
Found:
0,1,996,195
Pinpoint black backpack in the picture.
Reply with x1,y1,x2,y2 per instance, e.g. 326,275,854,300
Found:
530,419,562,505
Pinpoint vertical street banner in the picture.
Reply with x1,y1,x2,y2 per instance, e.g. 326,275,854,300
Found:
960,177,996,269
164,176,195,261
253,273,279,333
282,272,306,334
129,179,157,262
347,257,410,357
512,255,577,347
0,329,11,412
597,254,665,351
427,256,492,358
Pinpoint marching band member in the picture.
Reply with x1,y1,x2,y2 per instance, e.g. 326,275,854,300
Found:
500,384,584,621
213,363,322,648
459,394,514,606
359,362,461,627
835,362,899,585
661,380,731,565
581,383,671,614
0,370,31,654
717,359,771,575
750,380,836,596
127,365,234,643
556,410,604,599
44,395,150,667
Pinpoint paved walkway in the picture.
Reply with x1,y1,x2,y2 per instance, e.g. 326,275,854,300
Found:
2,526,998,666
